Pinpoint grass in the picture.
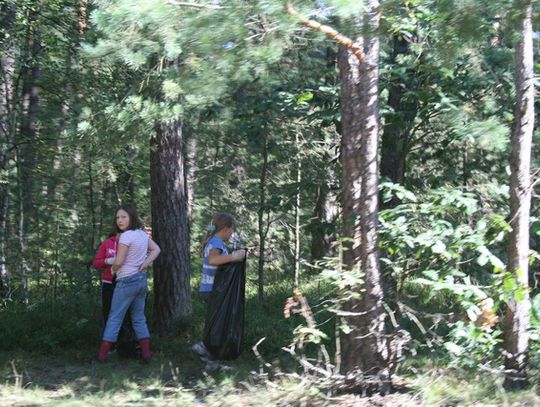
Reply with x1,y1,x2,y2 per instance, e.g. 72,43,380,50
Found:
1,274,540,405
2,342,540,405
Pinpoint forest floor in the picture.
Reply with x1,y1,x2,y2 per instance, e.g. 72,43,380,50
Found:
1,343,539,406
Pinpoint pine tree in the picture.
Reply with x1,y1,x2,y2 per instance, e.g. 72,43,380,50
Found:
503,0,534,389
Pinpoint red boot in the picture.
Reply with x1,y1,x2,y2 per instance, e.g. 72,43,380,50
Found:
97,341,113,362
139,338,151,362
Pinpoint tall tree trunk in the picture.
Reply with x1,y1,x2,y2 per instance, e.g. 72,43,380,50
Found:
339,0,390,391
310,47,339,266
257,131,268,301
338,47,362,271
19,2,43,216
379,34,419,311
151,118,192,336
0,1,17,298
503,1,534,390
15,1,43,303
380,35,419,206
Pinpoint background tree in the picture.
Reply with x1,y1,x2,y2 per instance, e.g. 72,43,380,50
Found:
503,0,534,389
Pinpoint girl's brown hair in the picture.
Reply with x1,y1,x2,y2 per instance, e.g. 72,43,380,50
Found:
201,212,236,254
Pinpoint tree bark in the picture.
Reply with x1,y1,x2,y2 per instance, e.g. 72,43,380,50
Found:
503,1,534,389
380,34,420,308
0,1,16,298
380,35,419,204
185,127,197,222
339,0,390,391
257,130,268,301
151,118,192,336
0,192,10,298
338,46,362,271
16,147,30,305
309,183,338,265
19,2,43,216
294,131,301,289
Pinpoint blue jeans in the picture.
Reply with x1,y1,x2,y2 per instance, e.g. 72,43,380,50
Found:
102,272,150,342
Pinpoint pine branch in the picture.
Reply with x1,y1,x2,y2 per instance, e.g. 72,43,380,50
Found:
286,4,365,63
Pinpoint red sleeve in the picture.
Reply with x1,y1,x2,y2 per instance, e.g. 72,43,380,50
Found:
92,241,108,269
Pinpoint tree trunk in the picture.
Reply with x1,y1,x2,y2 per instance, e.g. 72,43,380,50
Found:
0,1,16,298
339,0,390,391
257,131,268,301
294,131,301,289
16,147,30,305
19,2,43,216
380,35,419,207
151,118,192,336
186,127,197,222
338,46,362,271
503,2,534,390
379,34,419,310
310,184,328,264
0,193,10,298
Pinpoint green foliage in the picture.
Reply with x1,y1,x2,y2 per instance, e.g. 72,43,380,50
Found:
0,294,100,351
1,0,539,400
443,321,503,368
380,183,508,287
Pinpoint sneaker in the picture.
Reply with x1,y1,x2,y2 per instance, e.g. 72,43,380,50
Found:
191,342,210,363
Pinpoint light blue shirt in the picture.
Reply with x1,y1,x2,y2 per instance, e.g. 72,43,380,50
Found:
200,235,228,292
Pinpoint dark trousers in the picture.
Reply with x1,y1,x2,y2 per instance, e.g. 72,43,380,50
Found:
199,291,212,304
102,282,115,325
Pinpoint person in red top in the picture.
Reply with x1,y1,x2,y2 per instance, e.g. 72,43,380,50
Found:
92,231,119,325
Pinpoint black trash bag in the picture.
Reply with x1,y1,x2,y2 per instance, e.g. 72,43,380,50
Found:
203,258,246,360
116,313,140,359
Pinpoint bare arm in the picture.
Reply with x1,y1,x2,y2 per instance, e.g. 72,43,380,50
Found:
208,248,245,266
140,238,161,271
112,243,129,273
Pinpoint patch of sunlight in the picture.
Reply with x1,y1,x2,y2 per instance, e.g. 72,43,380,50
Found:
412,369,540,407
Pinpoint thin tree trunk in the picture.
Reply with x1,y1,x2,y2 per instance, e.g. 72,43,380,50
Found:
294,131,301,289
151,118,192,336
503,1,534,389
16,147,29,305
339,0,390,391
380,35,419,206
0,2,16,298
88,159,96,253
463,141,470,188
0,193,10,298
310,183,338,266
258,131,268,301
19,2,43,216
310,184,328,265
186,127,197,222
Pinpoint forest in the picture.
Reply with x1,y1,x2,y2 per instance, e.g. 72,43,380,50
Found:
0,0,539,406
